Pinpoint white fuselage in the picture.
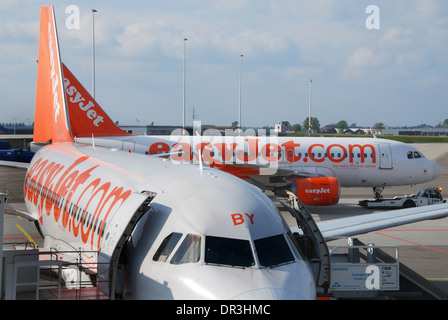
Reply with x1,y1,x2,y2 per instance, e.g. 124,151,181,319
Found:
77,135,442,189
24,142,316,299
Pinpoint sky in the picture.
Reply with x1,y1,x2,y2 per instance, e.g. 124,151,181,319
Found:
1,0,447,129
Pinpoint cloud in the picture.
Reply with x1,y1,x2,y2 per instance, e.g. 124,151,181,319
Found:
212,29,290,57
344,47,388,77
0,1,447,127
378,27,413,47
212,0,249,11
0,20,38,40
116,19,181,57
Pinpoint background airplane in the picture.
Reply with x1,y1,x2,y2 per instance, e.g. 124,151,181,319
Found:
58,64,442,206
7,5,447,300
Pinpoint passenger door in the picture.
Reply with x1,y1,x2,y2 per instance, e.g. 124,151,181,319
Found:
378,144,393,169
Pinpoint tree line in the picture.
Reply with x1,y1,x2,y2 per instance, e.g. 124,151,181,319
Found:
290,117,448,133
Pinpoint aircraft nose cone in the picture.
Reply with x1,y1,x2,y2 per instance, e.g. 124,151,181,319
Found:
434,162,442,179
230,288,312,300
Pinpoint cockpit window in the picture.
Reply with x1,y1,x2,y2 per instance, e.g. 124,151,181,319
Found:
153,232,182,262
414,151,424,159
170,234,201,265
205,236,255,268
408,151,425,159
254,234,295,267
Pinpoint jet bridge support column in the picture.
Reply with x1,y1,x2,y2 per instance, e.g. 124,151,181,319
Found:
347,237,360,263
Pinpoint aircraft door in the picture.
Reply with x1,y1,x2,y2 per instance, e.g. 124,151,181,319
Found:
123,140,135,152
378,144,393,169
97,191,156,299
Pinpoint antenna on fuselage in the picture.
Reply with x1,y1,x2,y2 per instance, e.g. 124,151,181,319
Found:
198,148,203,175
193,120,203,175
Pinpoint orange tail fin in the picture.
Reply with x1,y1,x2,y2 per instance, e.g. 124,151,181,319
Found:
63,64,134,137
34,5,73,143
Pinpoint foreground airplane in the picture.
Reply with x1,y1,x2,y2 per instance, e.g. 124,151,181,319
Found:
10,5,448,300
27,5,321,299
58,65,442,206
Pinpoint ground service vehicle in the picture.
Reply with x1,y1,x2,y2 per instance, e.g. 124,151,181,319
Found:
359,187,445,209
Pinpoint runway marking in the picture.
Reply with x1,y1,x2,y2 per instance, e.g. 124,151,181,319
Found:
0,177,26,179
14,224,38,248
375,232,448,254
3,237,26,240
0,173,27,175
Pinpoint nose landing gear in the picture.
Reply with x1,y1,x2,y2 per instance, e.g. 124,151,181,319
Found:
373,187,384,201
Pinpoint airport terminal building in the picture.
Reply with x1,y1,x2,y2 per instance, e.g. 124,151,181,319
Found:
382,128,448,136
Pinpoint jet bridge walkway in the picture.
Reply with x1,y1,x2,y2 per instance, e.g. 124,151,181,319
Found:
367,239,448,300
327,237,448,300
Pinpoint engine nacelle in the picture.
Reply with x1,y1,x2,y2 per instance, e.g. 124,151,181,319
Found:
289,177,340,206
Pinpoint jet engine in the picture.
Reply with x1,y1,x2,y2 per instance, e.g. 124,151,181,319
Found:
276,177,340,206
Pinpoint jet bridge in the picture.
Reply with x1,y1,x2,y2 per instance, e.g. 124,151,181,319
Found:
278,191,331,294
277,192,400,297
275,192,448,300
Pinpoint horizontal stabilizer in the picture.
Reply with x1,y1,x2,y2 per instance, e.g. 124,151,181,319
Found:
63,63,134,137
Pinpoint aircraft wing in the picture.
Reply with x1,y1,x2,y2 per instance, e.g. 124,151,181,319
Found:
213,163,325,180
0,160,30,169
4,202,37,221
315,203,448,241
0,161,33,220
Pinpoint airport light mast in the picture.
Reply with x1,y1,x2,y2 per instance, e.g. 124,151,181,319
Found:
238,54,243,135
183,38,187,135
92,9,97,99
308,78,312,136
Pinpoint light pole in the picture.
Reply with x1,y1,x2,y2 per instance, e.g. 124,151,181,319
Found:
238,54,243,135
308,78,312,136
92,9,97,99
